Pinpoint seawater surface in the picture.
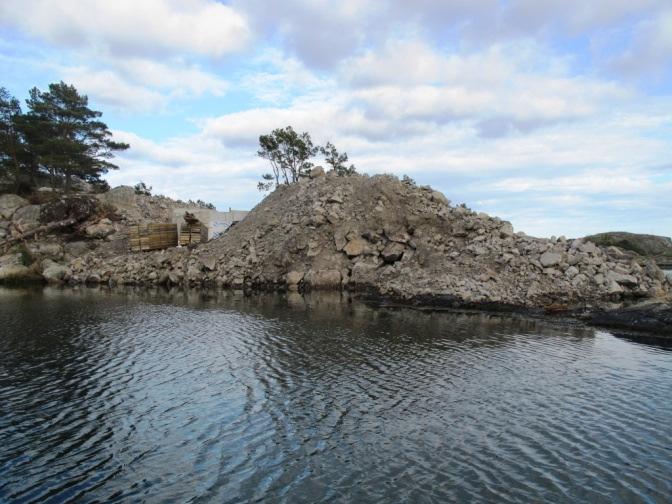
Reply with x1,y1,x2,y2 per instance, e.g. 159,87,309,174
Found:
1,287,671,503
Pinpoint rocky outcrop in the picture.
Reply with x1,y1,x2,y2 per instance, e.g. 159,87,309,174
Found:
0,186,211,286
0,194,28,219
585,232,672,269
65,174,671,321
588,301,672,336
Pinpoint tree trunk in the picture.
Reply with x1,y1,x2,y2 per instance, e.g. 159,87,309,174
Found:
0,217,78,251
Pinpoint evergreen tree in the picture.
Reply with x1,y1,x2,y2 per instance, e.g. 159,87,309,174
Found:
257,126,317,190
24,82,129,192
0,87,27,191
320,141,356,176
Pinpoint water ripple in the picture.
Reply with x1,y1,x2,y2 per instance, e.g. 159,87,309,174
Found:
0,287,671,503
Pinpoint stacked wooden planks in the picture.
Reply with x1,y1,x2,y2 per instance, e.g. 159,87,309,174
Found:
179,223,203,246
128,223,178,252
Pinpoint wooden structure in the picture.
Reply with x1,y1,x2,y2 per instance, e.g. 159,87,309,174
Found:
128,223,177,252
128,219,208,253
179,223,204,246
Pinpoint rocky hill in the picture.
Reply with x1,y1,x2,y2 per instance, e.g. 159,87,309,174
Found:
67,171,670,315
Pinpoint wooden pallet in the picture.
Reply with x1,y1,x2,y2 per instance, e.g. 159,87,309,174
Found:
128,223,178,252
179,224,203,246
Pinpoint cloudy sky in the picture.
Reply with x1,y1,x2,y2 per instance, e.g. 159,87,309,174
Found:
1,0,671,238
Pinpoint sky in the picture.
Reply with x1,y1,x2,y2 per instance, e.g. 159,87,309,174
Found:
1,0,671,238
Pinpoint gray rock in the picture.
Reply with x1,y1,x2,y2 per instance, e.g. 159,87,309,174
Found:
571,273,588,287
605,280,624,294
0,253,31,282
381,242,405,263
327,193,344,204
606,271,639,286
64,241,93,257
305,269,341,289
85,221,116,238
0,194,28,219
309,166,325,178
27,241,63,259
333,230,348,251
97,186,137,207
564,266,579,279
578,241,598,254
42,263,70,283
343,238,370,257
499,222,514,238
286,271,304,286
200,255,217,271
12,204,41,229
431,190,450,206
540,251,562,267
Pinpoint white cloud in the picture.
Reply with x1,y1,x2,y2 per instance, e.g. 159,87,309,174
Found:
108,130,265,208
113,59,228,97
237,50,330,103
57,57,229,112
3,0,671,238
489,169,655,194
0,0,250,58
343,42,629,135
611,9,672,78
233,0,671,70
61,67,168,112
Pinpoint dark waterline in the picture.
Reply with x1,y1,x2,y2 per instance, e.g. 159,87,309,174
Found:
1,287,671,503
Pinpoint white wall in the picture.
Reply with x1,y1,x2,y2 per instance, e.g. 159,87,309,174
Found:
171,208,249,240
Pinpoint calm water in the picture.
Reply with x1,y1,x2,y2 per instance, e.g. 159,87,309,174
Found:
1,287,671,503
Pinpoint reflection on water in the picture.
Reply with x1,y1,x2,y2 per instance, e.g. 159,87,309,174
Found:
1,286,671,503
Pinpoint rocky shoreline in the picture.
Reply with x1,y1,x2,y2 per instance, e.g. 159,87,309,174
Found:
1,172,671,337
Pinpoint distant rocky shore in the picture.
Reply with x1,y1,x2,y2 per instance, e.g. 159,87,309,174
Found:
584,232,672,269
1,173,671,337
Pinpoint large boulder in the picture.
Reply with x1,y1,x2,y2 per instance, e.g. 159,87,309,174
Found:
85,219,116,238
40,196,98,223
42,261,70,283
540,251,562,267
12,204,41,229
431,190,450,206
0,194,28,219
304,269,342,289
96,186,137,207
343,238,370,257
0,253,32,282
309,166,325,179
286,270,304,289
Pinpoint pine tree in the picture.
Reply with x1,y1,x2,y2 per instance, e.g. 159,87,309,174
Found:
0,87,27,191
24,82,129,192
320,141,356,176
257,126,317,190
